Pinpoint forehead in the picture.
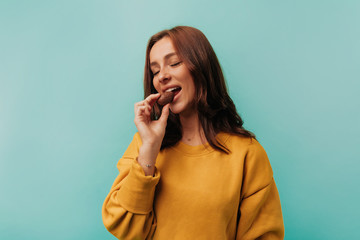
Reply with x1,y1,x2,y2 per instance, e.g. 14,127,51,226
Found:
149,37,177,63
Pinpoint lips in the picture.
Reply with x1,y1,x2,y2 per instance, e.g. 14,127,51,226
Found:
165,86,181,93
164,86,181,100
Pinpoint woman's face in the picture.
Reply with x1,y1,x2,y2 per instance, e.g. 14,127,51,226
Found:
150,37,196,116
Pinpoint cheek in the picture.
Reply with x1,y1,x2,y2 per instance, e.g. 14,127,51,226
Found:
152,78,160,92
190,86,196,99
185,77,196,97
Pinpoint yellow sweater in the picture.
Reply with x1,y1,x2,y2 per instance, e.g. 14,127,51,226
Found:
102,132,284,240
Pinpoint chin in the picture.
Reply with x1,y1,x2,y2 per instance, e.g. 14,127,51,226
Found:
169,103,185,115
170,102,195,116
169,106,182,115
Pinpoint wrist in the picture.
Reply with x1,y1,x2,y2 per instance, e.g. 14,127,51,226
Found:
141,141,161,153
137,143,160,176
136,157,156,176
139,144,159,160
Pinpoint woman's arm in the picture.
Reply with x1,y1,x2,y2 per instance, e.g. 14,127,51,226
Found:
102,133,160,239
236,141,285,240
102,94,170,239
134,93,170,176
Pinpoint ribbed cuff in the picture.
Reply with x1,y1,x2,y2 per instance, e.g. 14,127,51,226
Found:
117,161,160,214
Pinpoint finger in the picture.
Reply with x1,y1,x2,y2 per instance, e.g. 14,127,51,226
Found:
135,101,145,106
158,104,170,124
134,102,145,112
136,105,149,115
144,104,152,116
144,93,161,107
138,105,153,120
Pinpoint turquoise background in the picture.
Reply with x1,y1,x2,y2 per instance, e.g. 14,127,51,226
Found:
1,0,359,239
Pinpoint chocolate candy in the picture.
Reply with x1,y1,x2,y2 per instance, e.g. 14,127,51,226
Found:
157,91,174,106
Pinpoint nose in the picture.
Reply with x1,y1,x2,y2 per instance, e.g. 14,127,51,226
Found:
158,68,171,83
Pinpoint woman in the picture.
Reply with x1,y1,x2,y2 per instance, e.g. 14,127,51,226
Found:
102,26,284,240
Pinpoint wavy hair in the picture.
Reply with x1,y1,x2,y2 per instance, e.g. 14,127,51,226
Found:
144,26,254,153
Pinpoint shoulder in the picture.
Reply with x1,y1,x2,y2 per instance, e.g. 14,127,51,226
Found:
218,132,266,156
219,132,272,175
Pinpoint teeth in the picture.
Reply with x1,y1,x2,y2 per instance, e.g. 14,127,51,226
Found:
165,87,179,92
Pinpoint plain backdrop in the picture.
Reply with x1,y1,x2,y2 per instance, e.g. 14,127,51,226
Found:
1,0,359,239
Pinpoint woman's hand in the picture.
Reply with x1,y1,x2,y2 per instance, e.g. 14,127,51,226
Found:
134,93,170,146
134,93,170,175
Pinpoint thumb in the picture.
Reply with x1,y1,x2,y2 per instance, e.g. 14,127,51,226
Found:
159,104,170,124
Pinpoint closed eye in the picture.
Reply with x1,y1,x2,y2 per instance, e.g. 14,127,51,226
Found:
152,61,181,76
171,62,182,67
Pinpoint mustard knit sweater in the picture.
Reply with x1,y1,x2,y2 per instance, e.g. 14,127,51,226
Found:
102,132,284,240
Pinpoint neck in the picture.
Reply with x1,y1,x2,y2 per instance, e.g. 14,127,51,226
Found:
179,111,206,146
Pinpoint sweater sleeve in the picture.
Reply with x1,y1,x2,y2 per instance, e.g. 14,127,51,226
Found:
102,133,160,240
236,140,285,240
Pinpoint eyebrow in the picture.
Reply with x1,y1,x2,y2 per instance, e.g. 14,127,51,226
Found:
150,52,178,67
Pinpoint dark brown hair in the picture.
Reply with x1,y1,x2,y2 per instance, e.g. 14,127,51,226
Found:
144,26,254,153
